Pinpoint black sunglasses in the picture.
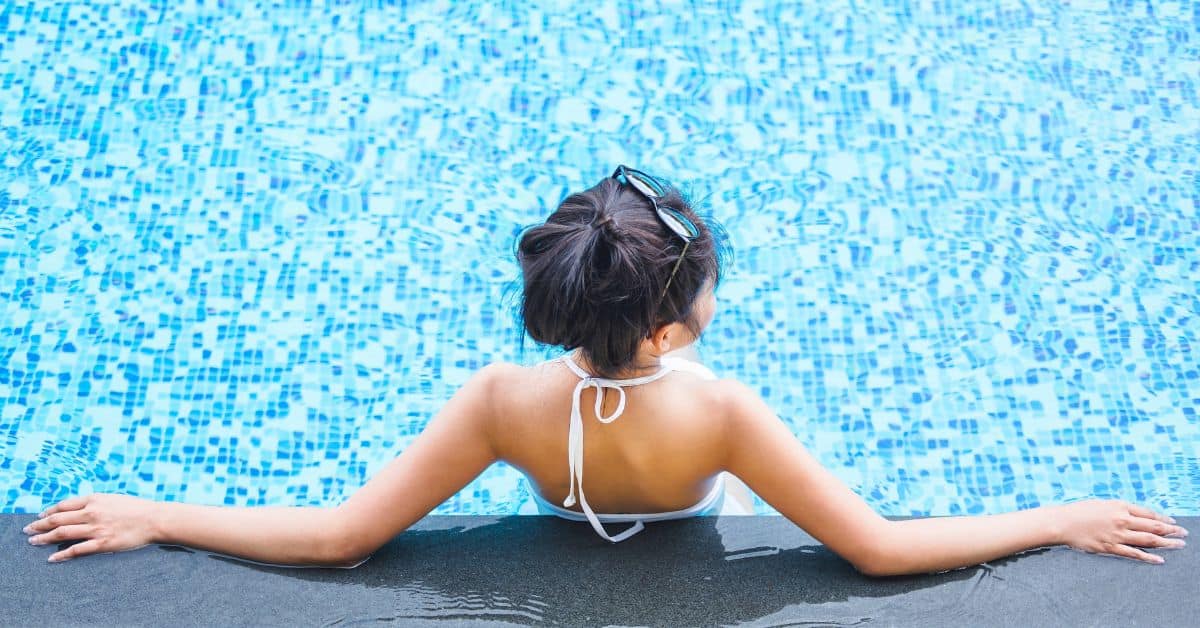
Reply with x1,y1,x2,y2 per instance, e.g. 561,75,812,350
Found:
611,165,700,304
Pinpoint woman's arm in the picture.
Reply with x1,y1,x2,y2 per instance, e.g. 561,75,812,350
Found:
326,363,504,564
26,364,504,566
29,494,349,566
717,380,1187,577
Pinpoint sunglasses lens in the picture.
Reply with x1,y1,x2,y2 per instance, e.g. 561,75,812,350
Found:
612,166,698,241
658,207,699,239
626,171,665,198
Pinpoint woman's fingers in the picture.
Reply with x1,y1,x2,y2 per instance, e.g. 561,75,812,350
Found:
1124,514,1189,538
1105,542,1166,564
47,539,106,563
27,523,93,546
1120,530,1187,549
1126,503,1175,524
24,510,90,535
38,495,92,519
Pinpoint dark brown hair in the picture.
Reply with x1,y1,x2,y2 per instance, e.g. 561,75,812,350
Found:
517,176,728,378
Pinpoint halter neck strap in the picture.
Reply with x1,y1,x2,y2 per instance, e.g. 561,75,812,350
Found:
559,353,675,542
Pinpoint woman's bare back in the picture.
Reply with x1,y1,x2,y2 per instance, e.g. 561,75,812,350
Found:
487,357,730,514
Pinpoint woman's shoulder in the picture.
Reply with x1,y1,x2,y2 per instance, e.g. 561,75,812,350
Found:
653,360,771,432
662,366,772,426
703,378,763,414
467,359,559,400
474,358,557,379
468,360,535,390
660,358,759,403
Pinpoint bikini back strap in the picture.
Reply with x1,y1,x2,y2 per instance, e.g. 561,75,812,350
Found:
559,353,675,542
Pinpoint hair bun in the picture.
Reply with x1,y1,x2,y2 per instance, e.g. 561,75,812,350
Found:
590,212,619,238
517,176,725,378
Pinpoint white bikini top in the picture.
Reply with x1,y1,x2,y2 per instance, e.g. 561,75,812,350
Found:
551,352,724,542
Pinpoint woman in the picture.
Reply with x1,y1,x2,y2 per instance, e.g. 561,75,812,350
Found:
24,166,1187,574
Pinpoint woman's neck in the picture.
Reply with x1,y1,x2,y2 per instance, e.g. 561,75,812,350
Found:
570,350,666,379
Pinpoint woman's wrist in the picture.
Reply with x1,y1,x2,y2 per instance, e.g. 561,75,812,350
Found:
1040,503,1066,546
148,501,173,544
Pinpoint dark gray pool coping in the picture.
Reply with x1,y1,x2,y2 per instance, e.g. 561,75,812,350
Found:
1,514,1194,627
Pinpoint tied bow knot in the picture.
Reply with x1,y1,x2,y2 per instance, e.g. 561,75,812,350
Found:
563,376,628,508
557,354,675,542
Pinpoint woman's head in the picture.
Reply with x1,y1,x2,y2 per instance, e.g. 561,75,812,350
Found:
517,170,728,378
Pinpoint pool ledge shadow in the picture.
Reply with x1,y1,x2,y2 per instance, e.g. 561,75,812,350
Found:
2,514,1196,626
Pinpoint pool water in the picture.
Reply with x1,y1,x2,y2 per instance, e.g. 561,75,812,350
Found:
1,1,1197,517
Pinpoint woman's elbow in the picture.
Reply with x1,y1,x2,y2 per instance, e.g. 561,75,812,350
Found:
843,527,904,577
851,555,898,578
322,535,372,568
330,551,373,569
850,542,927,578
320,521,375,568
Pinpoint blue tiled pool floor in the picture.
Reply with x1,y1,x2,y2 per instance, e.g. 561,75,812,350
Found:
1,2,1198,516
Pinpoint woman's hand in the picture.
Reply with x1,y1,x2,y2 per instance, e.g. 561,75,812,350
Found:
23,493,159,563
1055,499,1188,564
